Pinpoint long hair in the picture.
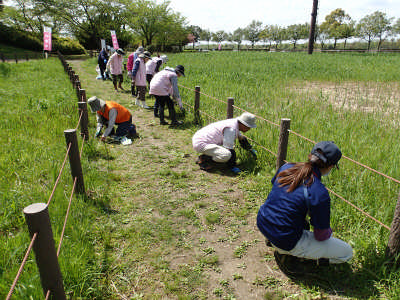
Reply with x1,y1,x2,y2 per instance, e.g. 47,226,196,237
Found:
277,152,330,192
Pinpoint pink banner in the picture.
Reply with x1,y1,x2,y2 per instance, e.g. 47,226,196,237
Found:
43,26,52,51
110,30,119,49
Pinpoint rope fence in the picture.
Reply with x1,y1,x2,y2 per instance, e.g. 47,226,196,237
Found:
178,83,400,239
6,51,90,299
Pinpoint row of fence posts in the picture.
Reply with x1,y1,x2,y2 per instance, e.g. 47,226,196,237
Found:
194,85,400,261
8,52,90,299
0,52,45,63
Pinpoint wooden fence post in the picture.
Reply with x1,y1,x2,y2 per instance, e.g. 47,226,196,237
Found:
80,89,87,102
64,129,85,194
194,86,200,124
1,53,5,62
387,191,400,262
227,97,234,119
23,203,66,299
276,118,291,170
14,53,18,63
75,81,81,99
78,102,89,141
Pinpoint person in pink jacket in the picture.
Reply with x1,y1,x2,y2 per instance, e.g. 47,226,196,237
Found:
106,48,125,92
192,113,257,173
131,51,151,108
149,65,185,126
127,46,144,96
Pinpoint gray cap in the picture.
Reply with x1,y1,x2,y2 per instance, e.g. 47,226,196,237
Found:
88,96,106,112
311,141,342,167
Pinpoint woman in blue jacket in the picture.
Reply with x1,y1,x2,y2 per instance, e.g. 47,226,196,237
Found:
257,141,353,265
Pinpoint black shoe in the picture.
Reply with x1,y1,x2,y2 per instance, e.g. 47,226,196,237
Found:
170,120,183,126
160,120,168,125
154,113,159,118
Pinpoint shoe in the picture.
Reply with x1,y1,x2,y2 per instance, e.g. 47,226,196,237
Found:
230,166,241,174
154,113,159,118
170,120,183,126
199,162,212,171
160,120,168,125
141,101,150,109
196,155,211,165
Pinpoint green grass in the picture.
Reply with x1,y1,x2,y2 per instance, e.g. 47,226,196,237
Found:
2,50,400,299
0,59,111,298
165,51,400,298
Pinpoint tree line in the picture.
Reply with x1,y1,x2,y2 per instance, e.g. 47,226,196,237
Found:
1,1,399,52
1,0,189,51
188,9,400,51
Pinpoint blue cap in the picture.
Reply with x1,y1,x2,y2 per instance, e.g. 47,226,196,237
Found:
311,141,342,167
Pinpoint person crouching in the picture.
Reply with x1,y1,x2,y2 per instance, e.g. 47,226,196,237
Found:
192,112,257,174
88,96,137,141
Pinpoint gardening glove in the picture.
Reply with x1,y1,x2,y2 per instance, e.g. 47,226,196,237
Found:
249,148,257,159
104,59,107,64
239,137,252,150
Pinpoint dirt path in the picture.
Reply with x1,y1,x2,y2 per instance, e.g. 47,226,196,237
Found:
68,60,326,299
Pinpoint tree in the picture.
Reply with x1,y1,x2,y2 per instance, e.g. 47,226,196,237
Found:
212,30,227,45
394,18,400,35
357,11,393,51
30,0,127,49
244,20,263,48
200,29,212,49
286,23,309,49
269,25,285,50
232,27,245,50
320,8,353,49
315,24,329,49
124,0,187,47
187,25,202,49
259,25,273,49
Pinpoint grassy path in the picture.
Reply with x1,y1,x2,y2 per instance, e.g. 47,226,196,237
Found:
68,59,304,299
68,59,374,300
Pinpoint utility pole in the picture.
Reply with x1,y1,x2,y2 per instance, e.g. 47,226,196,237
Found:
308,0,318,54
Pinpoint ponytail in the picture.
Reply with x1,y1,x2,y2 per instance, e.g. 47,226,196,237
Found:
277,154,330,192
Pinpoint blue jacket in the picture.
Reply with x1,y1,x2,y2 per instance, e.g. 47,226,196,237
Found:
257,163,331,251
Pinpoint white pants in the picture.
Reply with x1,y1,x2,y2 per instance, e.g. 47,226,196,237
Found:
202,144,232,163
274,230,353,264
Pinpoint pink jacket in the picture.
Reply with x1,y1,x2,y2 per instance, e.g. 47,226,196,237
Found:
126,53,134,71
192,118,239,152
133,57,146,86
149,68,176,96
146,57,161,75
106,52,123,75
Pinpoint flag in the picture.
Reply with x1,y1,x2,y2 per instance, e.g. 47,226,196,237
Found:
110,31,119,49
43,26,52,51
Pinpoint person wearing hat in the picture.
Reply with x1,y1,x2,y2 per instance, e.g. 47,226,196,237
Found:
149,65,185,126
192,112,258,173
87,96,137,141
146,55,168,117
106,48,125,92
257,141,353,269
127,46,145,97
130,50,152,108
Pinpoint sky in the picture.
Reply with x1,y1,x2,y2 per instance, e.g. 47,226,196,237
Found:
159,0,399,32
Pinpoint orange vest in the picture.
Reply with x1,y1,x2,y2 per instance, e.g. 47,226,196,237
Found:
99,101,131,124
